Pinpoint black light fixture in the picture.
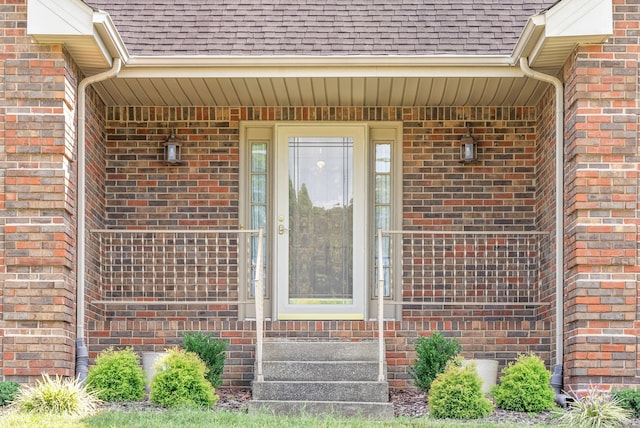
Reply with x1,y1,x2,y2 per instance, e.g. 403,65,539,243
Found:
459,128,477,163
163,130,182,165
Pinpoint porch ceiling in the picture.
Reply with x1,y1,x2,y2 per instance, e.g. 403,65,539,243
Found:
28,0,612,109
93,75,549,107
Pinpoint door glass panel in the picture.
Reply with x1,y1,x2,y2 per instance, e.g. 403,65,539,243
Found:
288,137,353,304
250,142,268,297
374,142,392,297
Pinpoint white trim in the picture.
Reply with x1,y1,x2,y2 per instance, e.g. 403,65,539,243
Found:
274,123,369,320
545,0,613,39
27,0,129,70
126,55,514,68
92,11,131,64
116,62,526,79
27,0,94,37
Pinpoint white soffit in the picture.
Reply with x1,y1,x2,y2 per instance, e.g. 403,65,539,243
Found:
27,0,128,73
26,0,614,107
528,0,613,71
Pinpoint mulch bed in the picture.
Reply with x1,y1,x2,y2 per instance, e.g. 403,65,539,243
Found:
98,388,549,421
58,388,640,426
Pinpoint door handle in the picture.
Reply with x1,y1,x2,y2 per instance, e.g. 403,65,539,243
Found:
278,224,289,235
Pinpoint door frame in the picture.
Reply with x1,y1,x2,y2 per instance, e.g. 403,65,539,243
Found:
238,121,403,321
274,123,369,320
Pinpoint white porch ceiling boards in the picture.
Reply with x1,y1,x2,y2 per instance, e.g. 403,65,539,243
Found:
94,75,549,107
27,0,613,108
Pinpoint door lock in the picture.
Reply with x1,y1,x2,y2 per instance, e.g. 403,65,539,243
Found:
278,224,289,235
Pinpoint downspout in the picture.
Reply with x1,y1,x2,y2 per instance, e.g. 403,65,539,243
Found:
76,58,122,381
519,57,567,406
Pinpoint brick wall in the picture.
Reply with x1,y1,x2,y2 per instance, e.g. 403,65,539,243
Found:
85,88,107,326
0,0,78,381
88,319,551,389
535,85,559,362
562,0,640,388
88,105,552,389
402,106,537,231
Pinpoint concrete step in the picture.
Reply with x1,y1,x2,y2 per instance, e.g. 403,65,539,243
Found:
248,400,394,419
263,340,379,362
262,361,383,381
252,380,389,402
251,340,391,419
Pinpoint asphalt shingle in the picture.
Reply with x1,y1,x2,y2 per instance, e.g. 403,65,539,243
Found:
85,0,558,56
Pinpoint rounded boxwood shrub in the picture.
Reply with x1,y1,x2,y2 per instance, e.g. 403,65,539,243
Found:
409,332,462,393
428,357,493,419
0,381,20,406
150,347,218,408
492,353,556,412
86,347,145,402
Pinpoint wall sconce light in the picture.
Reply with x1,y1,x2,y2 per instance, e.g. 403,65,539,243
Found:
163,130,183,165
459,128,477,163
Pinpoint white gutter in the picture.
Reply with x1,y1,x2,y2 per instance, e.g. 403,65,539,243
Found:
127,54,515,68
118,55,524,79
519,57,565,399
75,58,122,381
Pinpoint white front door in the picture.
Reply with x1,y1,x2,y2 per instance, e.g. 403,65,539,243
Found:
274,124,367,319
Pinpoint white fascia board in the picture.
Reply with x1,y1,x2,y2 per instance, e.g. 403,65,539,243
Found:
510,15,547,64
92,11,130,64
27,0,129,71
118,55,524,79
27,0,94,37
545,0,613,41
510,0,612,70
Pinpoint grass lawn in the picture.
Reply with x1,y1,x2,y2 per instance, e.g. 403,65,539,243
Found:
0,408,556,428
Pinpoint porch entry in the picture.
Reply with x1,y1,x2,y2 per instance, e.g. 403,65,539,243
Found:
275,125,367,320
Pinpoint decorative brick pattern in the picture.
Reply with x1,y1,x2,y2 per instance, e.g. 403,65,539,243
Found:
87,318,550,389
94,105,551,389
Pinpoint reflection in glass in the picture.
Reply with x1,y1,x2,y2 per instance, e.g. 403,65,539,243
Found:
250,143,268,297
288,137,353,304
374,142,392,297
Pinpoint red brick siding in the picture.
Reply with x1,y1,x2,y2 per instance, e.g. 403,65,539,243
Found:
562,0,640,388
91,106,551,389
402,106,537,231
85,88,107,326
0,0,77,381
88,318,550,389
534,86,558,362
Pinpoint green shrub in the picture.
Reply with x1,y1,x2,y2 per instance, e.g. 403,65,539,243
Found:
409,332,462,393
428,357,493,419
12,374,99,416
150,347,219,408
0,380,20,406
181,332,228,388
492,353,556,412
86,347,145,402
613,388,640,418
560,385,631,428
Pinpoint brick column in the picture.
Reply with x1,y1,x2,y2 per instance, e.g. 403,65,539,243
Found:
0,1,79,380
563,0,639,389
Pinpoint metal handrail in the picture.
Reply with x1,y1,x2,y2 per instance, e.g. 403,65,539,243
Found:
377,228,385,382
254,228,265,382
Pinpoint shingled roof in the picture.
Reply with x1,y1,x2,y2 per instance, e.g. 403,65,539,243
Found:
84,0,558,57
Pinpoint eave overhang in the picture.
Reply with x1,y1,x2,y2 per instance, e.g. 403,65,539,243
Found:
27,0,613,107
